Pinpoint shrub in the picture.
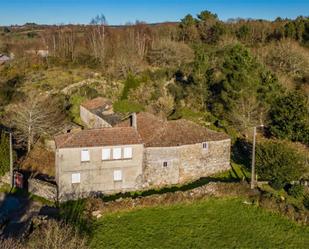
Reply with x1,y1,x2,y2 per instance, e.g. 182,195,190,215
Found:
0,238,23,249
287,184,304,198
0,132,10,176
256,140,307,186
270,178,285,190
60,199,92,233
121,74,142,100
27,220,89,249
113,100,144,114
303,194,309,210
68,94,86,124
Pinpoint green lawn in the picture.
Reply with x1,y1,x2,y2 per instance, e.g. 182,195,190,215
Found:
90,198,309,249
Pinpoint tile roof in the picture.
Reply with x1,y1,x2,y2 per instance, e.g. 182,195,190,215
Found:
116,112,229,147
81,97,112,111
55,127,143,149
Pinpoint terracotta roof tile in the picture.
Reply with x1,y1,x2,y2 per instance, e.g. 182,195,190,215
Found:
81,97,112,111
116,112,229,147
55,127,143,148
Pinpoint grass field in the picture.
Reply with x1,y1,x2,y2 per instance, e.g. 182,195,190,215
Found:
90,198,309,249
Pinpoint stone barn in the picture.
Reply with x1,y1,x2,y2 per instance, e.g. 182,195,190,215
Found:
80,97,121,128
117,112,231,188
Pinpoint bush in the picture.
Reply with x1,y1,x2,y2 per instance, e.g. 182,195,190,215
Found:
0,238,23,249
270,178,285,190
303,194,309,210
121,74,142,100
27,220,89,249
113,100,144,114
68,94,86,124
256,140,307,186
287,184,304,198
0,132,10,176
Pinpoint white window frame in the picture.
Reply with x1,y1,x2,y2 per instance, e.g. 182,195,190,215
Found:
202,142,208,150
113,170,122,181
123,147,133,159
102,148,111,160
112,148,122,160
71,173,80,184
81,149,90,162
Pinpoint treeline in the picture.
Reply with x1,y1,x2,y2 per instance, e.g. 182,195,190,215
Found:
1,12,309,77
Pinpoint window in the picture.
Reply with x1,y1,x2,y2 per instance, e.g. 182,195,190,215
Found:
81,149,90,162
123,147,133,159
202,142,208,150
113,170,122,181
72,173,80,184
102,148,111,160
163,161,168,167
112,148,122,160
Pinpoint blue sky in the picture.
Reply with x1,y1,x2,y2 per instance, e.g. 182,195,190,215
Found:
0,0,308,26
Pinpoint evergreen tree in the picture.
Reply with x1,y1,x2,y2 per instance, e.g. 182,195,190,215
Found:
269,91,309,145
207,44,282,132
179,15,199,42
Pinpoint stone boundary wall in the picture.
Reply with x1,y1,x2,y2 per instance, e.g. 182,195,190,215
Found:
28,178,57,201
90,182,254,217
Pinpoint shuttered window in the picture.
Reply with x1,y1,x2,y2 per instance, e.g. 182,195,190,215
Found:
72,173,80,184
112,148,122,160
113,170,122,181
123,147,133,159
102,148,111,160
81,149,90,162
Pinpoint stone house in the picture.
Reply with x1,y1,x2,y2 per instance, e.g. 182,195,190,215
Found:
80,97,121,128
55,108,231,201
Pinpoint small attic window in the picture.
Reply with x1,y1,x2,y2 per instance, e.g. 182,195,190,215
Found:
163,161,168,167
202,142,208,150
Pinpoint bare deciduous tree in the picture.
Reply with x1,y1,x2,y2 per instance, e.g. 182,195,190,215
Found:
42,26,77,61
6,94,65,153
88,14,107,64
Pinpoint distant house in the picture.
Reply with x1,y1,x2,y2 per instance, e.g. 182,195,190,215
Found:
0,54,11,64
80,97,121,128
55,108,231,201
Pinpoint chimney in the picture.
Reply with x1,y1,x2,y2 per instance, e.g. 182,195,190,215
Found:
131,112,137,130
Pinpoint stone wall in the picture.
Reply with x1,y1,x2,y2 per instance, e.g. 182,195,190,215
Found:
80,106,111,128
28,178,57,201
89,182,253,217
143,139,231,188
